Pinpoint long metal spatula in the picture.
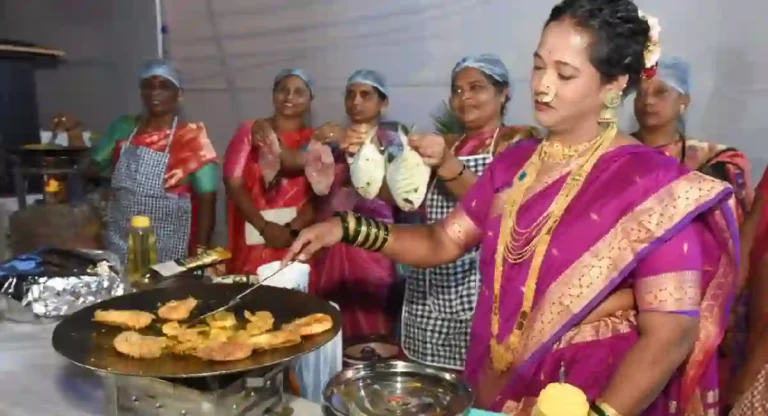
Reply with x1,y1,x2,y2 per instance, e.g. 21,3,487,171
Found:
188,261,296,325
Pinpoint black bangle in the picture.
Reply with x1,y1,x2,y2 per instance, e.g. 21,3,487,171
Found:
590,403,608,416
441,163,466,182
333,211,351,242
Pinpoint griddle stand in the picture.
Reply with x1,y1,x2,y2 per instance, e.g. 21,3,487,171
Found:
102,361,295,416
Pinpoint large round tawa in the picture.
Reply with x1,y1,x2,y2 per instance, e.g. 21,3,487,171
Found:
52,283,341,378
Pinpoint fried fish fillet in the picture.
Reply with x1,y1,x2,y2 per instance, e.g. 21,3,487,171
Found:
113,331,168,359
205,311,237,329
244,311,275,335
94,309,155,329
245,329,302,350
282,313,333,336
194,340,253,361
161,321,207,339
157,296,198,321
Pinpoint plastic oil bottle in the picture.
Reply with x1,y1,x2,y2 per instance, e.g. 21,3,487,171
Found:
126,215,157,290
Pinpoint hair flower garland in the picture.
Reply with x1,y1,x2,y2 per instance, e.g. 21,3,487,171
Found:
638,10,661,78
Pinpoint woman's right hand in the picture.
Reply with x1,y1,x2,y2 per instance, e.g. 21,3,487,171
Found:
283,217,343,263
409,133,448,167
341,124,375,155
312,122,344,144
251,119,278,146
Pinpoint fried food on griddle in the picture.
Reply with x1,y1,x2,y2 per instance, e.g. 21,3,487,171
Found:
282,313,333,336
205,311,237,329
208,327,236,343
113,331,168,359
194,340,253,361
168,339,201,355
244,311,274,335
157,296,198,321
161,321,182,336
94,309,155,329
245,329,302,350
161,321,208,340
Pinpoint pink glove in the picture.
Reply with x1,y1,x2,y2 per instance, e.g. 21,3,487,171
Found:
305,142,335,196
257,129,282,187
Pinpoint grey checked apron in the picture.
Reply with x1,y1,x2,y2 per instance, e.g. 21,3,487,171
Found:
105,117,191,266
401,129,498,370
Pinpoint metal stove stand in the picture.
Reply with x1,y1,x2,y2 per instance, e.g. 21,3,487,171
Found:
102,362,294,416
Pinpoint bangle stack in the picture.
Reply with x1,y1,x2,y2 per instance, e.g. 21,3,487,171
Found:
589,400,624,416
333,211,391,252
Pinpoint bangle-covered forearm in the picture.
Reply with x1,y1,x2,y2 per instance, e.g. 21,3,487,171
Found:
333,209,474,268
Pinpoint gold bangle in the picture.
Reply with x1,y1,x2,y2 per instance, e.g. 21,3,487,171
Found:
373,222,392,252
366,221,383,250
354,217,369,247
595,400,624,416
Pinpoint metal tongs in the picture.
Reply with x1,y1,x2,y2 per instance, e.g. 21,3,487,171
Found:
187,260,296,325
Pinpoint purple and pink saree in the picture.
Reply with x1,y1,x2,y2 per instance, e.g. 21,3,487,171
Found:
457,139,738,415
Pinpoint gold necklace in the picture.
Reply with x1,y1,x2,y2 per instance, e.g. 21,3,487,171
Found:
539,137,597,164
489,123,618,373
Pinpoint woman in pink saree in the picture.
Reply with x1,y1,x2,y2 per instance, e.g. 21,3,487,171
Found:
284,0,739,414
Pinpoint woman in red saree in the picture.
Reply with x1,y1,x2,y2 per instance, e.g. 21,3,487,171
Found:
284,1,739,414
261,69,403,344
94,60,219,263
224,69,316,274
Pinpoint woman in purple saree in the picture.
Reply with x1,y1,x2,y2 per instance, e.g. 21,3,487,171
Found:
284,0,738,414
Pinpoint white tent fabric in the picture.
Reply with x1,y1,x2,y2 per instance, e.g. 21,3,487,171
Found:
164,0,768,244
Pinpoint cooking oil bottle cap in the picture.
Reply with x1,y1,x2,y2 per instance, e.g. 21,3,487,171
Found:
130,215,151,228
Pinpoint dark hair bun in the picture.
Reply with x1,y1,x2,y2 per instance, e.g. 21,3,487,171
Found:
547,0,651,92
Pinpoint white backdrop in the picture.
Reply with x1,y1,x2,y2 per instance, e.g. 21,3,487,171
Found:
163,0,768,243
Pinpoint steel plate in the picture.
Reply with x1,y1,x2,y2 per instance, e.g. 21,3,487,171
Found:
323,360,473,415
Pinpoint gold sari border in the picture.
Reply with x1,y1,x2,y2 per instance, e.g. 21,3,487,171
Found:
552,310,637,351
635,270,702,312
518,171,732,361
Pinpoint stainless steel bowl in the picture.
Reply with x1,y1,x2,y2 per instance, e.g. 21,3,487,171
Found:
323,360,474,416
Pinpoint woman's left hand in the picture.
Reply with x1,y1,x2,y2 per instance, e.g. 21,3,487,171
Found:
408,133,447,167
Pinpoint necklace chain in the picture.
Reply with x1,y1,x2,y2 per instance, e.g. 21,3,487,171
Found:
489,123,618,373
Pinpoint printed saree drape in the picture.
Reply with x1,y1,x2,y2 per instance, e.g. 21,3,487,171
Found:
458,139,738,415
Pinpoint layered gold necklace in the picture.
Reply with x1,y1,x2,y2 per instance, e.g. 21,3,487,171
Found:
489,123,618,373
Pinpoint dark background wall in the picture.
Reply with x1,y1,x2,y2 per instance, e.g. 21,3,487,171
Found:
0,0,158,133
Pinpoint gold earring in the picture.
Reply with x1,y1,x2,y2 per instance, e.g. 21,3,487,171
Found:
598,90,621,124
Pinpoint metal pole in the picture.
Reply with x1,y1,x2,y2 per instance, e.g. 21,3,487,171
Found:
155,0,163,58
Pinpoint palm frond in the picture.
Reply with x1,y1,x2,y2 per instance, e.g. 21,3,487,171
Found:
430,101,464,136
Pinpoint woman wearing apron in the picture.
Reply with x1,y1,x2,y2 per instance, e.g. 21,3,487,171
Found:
402,55,540,370
250,69,405,345
102,60,219,264
224,69,317,274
